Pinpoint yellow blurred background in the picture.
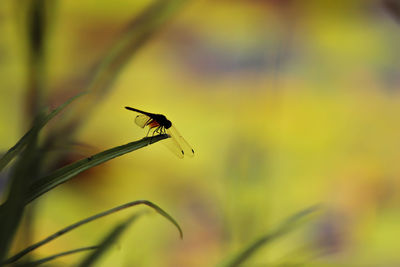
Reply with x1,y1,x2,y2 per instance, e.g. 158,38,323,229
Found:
1,0,400,266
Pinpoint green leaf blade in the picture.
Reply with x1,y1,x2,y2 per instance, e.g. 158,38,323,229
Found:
19,246,98,267
25,134,168,204
0,92,86,172
77,214,141,267
221,206,320,267
4,199,181,265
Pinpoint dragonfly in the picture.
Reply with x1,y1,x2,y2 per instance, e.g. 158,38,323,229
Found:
125,106,194,158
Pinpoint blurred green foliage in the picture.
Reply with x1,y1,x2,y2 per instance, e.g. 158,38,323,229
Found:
1,0,400,266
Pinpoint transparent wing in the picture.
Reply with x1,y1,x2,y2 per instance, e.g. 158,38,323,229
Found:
162,137,184,159
166,126,194,157
135,114,152,128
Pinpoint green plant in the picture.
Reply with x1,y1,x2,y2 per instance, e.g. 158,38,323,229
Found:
0,0,187,265
0,93,181,266
219,206,320,267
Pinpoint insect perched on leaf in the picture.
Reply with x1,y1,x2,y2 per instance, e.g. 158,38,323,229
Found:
125,106,194,158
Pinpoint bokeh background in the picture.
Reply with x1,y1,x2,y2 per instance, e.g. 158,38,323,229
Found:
1,0,400,266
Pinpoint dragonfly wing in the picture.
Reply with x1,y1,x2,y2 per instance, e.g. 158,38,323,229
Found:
162,137,184,158
135,114,152,128
167,126,194,157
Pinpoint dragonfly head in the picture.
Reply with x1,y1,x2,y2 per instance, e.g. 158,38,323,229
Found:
164,118,172,129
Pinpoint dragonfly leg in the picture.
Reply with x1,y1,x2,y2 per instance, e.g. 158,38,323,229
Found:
146,127,152,137
156,126,164,135
149,126,161,143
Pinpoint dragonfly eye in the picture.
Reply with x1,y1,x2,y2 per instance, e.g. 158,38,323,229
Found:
165,120,172,129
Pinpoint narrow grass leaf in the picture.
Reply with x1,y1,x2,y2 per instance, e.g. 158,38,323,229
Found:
24,0,51,116
17,246,98,267
0,91,86,172
221,206,320,267
4,199,181,264
25,134,168,203
0,113,45,261
77,214,141,267
137,200,183,239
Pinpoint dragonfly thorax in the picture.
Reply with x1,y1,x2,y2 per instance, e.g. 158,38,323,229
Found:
154,114,172,129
